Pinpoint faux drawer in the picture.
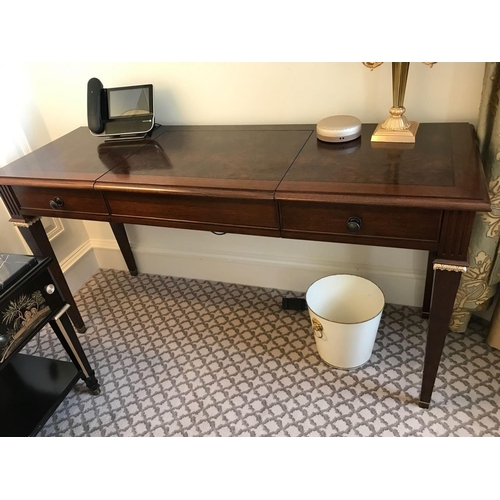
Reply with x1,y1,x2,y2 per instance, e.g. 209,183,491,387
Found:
106,191,279,231
13,186,108,216
279,201,442,245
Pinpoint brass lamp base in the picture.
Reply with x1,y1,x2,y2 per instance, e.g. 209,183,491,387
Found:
371,121,419,143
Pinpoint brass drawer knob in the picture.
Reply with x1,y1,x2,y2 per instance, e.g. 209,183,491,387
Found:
49,197,64,209
346,216,361,233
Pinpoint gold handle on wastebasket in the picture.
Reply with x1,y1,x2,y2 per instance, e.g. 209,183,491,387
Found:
312,317,324,338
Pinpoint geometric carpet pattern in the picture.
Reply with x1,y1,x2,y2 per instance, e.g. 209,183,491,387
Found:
27,269,500,437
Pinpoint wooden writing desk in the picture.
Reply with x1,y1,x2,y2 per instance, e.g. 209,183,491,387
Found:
0,123,490,408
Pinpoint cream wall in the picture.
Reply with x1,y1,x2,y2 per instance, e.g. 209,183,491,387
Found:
5,62,486,305
20,62,483,132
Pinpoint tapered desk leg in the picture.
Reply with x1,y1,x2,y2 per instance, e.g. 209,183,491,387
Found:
14,217,86,333
421,251,436,319
50,307,100,394
419,261,465,408
110,222,138,276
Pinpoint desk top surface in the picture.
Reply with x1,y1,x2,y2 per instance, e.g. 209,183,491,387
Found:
0,123,490,210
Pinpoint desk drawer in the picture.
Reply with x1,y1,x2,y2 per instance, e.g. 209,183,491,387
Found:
106,192,279,233
279,201,442,247
13,186,109,217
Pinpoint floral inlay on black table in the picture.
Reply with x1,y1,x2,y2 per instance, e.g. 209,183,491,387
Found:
0,254,49,362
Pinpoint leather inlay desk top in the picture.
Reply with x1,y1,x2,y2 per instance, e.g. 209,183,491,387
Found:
276,123,487,210
0,123,487,211
96,127,313,197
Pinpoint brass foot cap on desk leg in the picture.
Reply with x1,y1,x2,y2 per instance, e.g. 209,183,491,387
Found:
419,401,430,409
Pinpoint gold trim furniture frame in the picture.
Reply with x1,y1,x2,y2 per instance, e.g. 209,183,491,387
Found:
0,123,490,409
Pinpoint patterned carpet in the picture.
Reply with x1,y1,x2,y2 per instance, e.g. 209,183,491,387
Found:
28,269,500,437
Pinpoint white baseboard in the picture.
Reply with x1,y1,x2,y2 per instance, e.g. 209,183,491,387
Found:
59,240,99,294
90,238,426,307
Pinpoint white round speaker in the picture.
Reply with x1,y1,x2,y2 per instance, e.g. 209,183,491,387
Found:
316,115,362,143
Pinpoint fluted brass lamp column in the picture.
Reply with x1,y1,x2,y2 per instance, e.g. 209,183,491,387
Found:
364,62,435,143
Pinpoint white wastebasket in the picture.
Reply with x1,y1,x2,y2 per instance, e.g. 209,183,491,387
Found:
306,274,385,369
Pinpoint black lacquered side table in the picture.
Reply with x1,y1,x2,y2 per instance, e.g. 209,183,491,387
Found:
0,254,99,436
